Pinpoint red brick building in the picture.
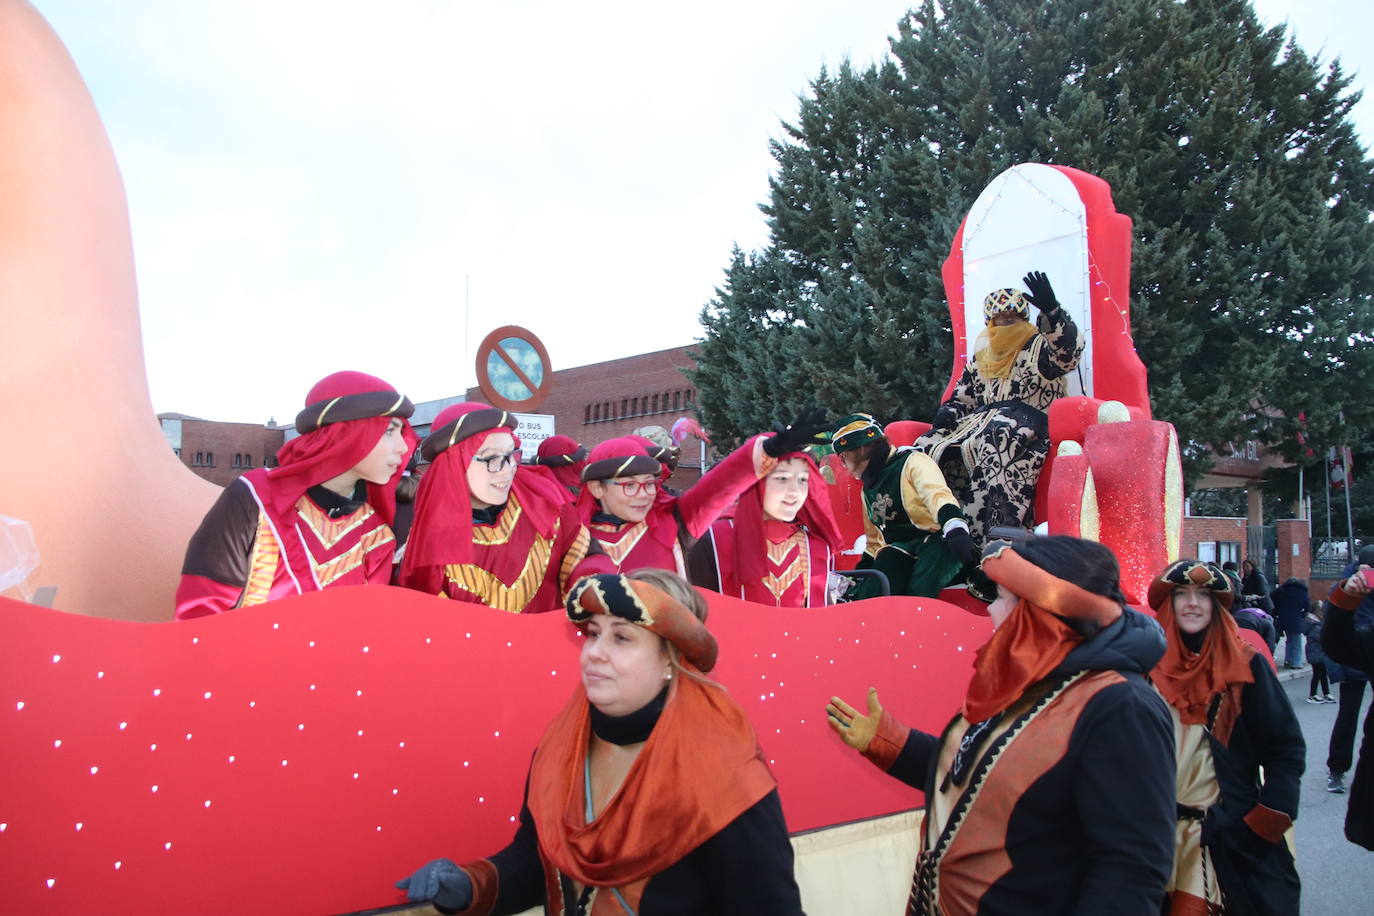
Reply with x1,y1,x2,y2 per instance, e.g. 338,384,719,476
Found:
159,413,286,488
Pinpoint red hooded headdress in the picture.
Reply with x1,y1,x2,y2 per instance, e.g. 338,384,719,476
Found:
399,403,568,574
730,450,842,588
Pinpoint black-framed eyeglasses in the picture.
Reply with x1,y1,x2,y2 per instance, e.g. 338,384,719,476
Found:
472,451,518,473
609,479,658,497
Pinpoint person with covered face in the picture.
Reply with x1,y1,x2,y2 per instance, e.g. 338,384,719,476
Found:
830,412,977,599
578,408,828,576
396,570,804,915
175,371,417,619
914,271,1083,544
826,536,1176,914
395,403,611,612
1149,559,1304,914
687,446,843,606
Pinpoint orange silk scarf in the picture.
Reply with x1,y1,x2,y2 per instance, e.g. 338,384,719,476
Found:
1152,595,1255,744
964,548,1124,723
527,674,776,887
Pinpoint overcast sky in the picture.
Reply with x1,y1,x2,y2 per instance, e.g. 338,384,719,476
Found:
32,0,1373,424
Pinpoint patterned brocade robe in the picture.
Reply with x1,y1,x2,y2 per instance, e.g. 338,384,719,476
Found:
176,478,395,619
916,306,1083,543
402,494,609,614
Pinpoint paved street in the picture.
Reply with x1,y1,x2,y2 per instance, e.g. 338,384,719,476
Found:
1281,668,1374,912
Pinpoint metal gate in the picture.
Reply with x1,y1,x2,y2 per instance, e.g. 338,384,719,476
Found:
1246,524,1278,585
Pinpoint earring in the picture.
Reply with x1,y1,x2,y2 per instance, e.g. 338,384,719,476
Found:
664,670,673,681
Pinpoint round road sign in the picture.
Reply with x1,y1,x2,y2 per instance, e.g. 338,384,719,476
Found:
475,326,553,411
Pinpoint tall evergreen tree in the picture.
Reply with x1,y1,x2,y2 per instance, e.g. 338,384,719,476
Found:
689,0,1374,483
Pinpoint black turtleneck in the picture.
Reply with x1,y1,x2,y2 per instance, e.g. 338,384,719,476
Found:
588,684,669,746
306,481,367,519
592,511,629,528
472,504,504,526
1181,628,1206,653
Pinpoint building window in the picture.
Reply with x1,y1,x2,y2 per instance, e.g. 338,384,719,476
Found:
206,451,214,467
683,390,693,408
672,391,681,410
651,394,659,413
620,399,627,418
243,454,252,468
232,454,241,468
584,404,591,423
194,451,204,466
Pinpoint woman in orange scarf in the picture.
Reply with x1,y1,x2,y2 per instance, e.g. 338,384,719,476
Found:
827,536,1176,915
914,271,1083,545
1149,560,1304,915
396,569,803,915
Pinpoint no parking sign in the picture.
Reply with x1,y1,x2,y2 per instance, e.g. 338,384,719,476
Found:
475,325,552,411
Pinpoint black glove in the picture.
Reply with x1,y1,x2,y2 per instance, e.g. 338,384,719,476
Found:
763,406,830,458
932,404,958,431
1022,270,1060,313
944,526,976,567
396,858,473,911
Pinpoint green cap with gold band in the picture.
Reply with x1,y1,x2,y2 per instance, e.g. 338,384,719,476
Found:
830,413,884,453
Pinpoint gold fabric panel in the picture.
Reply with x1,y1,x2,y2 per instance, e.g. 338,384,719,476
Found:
239,512,280,608
444,530,554,614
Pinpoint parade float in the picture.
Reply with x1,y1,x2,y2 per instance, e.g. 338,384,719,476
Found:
0,2,1193,912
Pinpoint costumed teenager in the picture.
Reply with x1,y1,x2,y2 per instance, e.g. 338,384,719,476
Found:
830,413,977,599
630,433,684,497
578,408,829,576
395,404,612,612
396,570,804,915
1149,560,1304,914
530,435,589,501
914,271,1083,544
826,536,1176,915
1324,566,1374,850
175,371,417,619
687,446,843,607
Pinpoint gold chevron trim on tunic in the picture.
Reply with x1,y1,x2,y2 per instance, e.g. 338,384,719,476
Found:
310,526,395,588
761,530,808,601
558,525,593,599
472,493,524,546
240,513,281,607
444,531,554,613
591,520,649,569
295,495,378,549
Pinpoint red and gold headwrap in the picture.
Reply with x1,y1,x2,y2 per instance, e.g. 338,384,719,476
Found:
398,403,566,574
1149,559,1255,743
257,370,418,528
566,573,718,673
963,543,1124,723
731,450,842,587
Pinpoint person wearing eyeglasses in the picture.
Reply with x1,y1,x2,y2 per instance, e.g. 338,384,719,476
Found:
396,403,612,611
577,408,829,576
175,371,418,619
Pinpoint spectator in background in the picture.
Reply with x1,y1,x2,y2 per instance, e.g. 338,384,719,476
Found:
1271,577,1310,669
175,371,417,619
1241,558,1274,612
1303,600,1334,703
1324,562,1374,850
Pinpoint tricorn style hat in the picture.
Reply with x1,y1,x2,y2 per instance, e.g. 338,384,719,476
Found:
1147,559,1235,612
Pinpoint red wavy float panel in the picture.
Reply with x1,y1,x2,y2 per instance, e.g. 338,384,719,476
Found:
0,587,990,913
